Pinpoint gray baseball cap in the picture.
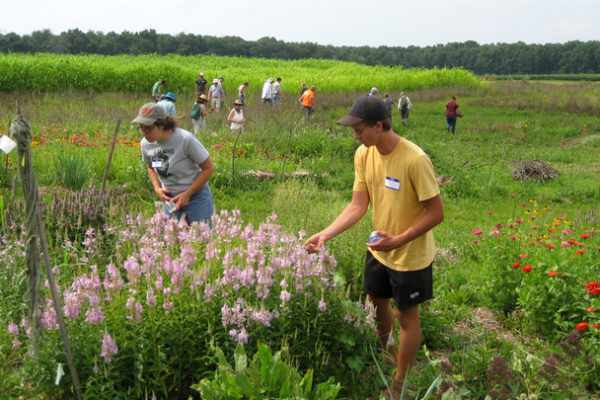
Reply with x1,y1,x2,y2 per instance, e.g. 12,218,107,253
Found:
131,103,166,125
337,95,388,126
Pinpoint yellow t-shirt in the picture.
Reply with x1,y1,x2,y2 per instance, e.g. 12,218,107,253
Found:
353,137,440,271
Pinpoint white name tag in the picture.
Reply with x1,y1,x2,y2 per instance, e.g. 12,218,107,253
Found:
385,176,400,190
151,159,163,168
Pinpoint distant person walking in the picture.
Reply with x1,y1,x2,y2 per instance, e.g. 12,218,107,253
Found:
227,100,246,133
273,78,282,103
195,73,208,96
299,82,308,108
398,92,413,125
262,78,274,103
190,94,210,135
157,92,178,117
445,96,462,134
383,93,395,124
300,85,316,118
237,82,249,104
152,79,166,102
208,79,225,111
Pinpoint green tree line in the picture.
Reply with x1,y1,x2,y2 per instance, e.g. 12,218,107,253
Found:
1,29,599,75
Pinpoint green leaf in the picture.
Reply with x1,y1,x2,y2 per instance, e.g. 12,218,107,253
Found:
233,342,247,373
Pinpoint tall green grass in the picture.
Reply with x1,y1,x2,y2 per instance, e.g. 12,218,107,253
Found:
0,53,481,94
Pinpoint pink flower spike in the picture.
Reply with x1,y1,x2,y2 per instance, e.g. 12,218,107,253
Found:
101,332,118,362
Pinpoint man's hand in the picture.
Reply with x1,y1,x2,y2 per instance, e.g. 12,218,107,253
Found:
366,230,401,252
304,233,326,253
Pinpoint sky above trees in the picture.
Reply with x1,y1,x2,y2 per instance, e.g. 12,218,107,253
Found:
2,0,599,47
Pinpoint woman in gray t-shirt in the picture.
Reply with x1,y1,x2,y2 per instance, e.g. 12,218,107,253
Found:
132,102,215,225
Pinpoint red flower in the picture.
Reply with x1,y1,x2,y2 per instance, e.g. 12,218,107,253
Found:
471,229,483,235
522,265,533,273
512,263,521,269
576,249,586,255
509,194,517,198
581,233,590,239
519,254,527,258
586,306,596,313
594,324,600,329
575,322,589,331
546,244,555,249
585,282,599,292
547,270,558,277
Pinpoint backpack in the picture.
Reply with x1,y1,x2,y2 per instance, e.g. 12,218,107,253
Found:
400,97,409,110
189,104,201,120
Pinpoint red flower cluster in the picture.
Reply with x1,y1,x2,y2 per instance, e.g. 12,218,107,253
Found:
575,322,589,331
585,281,600,295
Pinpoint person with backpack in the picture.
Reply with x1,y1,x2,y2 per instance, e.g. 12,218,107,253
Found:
398,92,413,125
190,94,211,135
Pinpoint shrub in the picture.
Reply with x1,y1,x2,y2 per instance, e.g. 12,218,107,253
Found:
193,342,340,400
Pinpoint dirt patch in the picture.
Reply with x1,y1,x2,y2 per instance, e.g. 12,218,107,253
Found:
453,307,521,346
557,133,600,147
435,247,458,263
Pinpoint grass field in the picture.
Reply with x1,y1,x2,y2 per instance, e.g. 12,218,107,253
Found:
1,79,600,399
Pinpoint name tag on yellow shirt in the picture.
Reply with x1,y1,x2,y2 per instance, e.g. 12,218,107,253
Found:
385,176,400,191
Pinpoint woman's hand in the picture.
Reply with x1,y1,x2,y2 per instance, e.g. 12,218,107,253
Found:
154,187,171,202
171,192,191,211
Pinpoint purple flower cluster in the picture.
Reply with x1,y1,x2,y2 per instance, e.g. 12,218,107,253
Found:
8,208,375,360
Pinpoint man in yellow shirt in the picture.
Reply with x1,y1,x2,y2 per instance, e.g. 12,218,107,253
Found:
305,95,444,398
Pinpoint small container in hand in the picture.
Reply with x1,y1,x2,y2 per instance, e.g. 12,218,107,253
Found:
367,231,382,244
164,201,176,213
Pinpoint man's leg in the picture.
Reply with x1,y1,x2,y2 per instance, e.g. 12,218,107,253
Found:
390,304,421,396
367,295,397,363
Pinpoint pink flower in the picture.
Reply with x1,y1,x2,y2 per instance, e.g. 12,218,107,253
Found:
318,299,327,312
471,229,483,235
509,194,517,198
8,322,19,335
280,290,291,303
101,332,118,362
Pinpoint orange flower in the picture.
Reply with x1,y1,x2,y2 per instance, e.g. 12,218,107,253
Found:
547,270,558,277
586,306,596,313
576,249,586,255
575,322,589,331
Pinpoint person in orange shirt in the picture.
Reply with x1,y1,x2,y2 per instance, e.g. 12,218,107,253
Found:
299,85,316,118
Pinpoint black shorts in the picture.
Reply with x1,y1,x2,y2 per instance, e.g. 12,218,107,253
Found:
364,251,433,310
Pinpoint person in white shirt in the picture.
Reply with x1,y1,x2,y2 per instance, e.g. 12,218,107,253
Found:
227,100,246,133
261,78,274,104
208,79,225,110
398,92,413,125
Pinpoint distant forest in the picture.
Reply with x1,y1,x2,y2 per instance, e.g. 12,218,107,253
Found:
1,29,599,75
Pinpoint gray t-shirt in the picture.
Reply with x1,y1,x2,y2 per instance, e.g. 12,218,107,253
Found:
141,128,210,195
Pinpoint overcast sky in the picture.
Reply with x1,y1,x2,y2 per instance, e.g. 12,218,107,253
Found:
2,0,598,47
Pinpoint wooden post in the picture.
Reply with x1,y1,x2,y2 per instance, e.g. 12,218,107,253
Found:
11,113,83,400
100,120,121,197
